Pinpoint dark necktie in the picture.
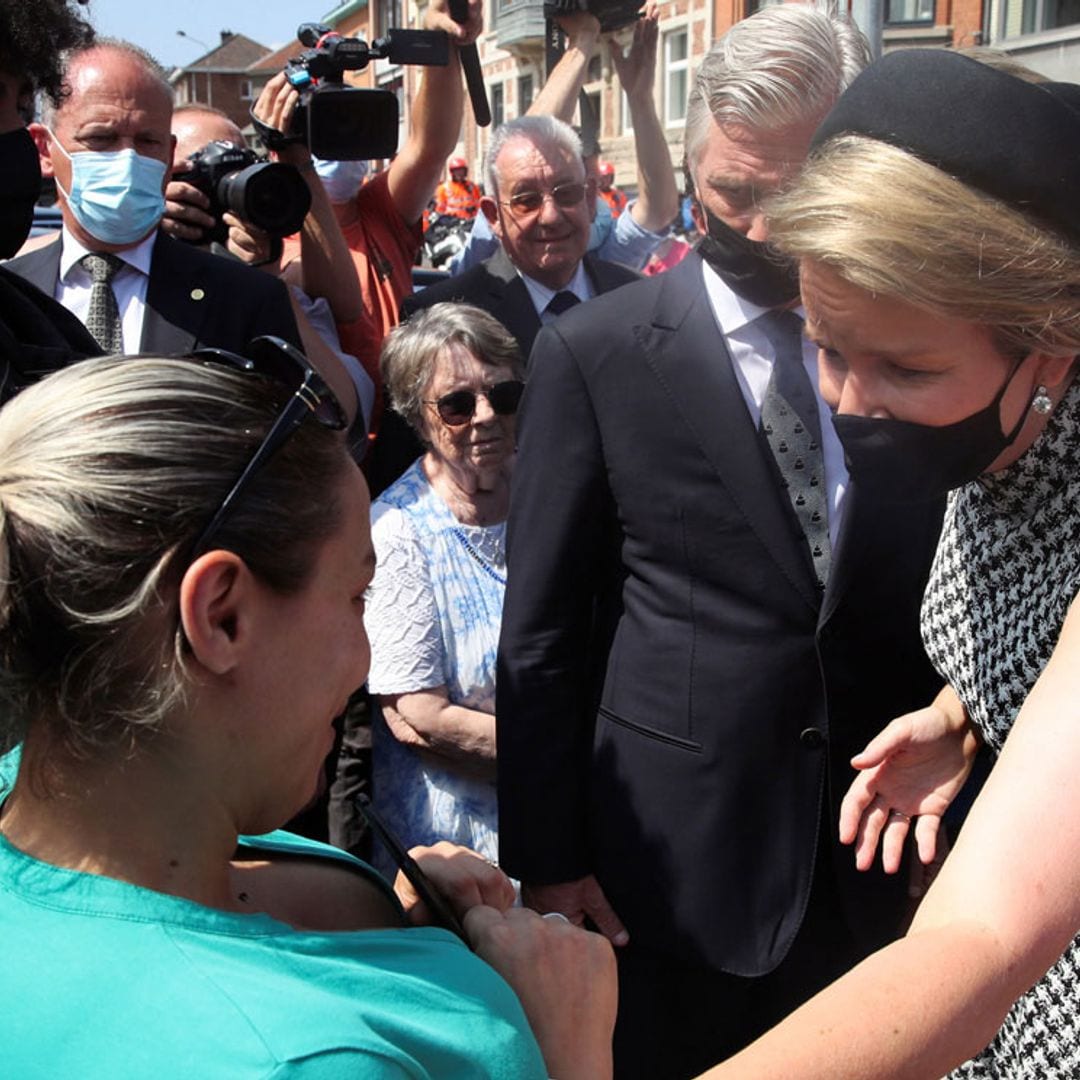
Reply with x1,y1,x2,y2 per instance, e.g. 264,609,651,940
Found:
545,290,580,316
80,252,124,354
758,309,832,587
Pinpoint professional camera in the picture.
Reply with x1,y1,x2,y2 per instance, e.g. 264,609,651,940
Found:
543,0,642,33
172,141,312,246
270,22,449,160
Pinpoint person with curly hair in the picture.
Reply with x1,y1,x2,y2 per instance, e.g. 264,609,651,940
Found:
0,0,99,400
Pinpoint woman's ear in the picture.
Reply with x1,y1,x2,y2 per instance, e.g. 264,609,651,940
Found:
178,551,252,675
1030,350,1077,390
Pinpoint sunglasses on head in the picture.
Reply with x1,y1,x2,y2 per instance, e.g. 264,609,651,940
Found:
501,181,588,218
424,379,525,427
188,335,348,557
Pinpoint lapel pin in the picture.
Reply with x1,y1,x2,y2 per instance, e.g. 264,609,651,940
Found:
190,288,205,301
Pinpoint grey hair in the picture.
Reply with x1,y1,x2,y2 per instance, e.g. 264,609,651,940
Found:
382,302,525,435
484,115,583,197
41,38,173,126
684,2,869,175
0,356,348,764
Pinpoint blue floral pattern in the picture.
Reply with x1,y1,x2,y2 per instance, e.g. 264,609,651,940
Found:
365,460,506,875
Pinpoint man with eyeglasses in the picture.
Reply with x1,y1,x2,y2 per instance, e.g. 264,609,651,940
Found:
495,6,946,1079
401,115,637,361
365,114,638,495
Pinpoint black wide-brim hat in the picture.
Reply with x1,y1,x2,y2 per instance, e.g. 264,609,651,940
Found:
811,48,1080,245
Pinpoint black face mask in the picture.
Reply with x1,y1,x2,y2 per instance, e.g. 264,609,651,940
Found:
0,127,42,259
833,363,1030,503
695,206,800,308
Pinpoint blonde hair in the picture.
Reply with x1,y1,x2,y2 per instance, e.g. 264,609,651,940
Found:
0,356,348,761
382,303,525,434
767,135,1080,358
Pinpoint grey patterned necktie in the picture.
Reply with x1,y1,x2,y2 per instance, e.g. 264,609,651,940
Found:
80,252,124,353
759,309,832,587
545,290,580,316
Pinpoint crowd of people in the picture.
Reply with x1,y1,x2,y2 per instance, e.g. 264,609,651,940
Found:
0,0,1077,1078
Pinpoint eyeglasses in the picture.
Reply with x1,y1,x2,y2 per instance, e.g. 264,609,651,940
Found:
189,335,348,557
423,379,525,427
500,181,588,218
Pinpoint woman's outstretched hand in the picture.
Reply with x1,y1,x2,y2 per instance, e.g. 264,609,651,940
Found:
840,685,980,873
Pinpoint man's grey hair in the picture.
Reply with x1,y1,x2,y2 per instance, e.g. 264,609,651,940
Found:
484,115,583,197
41,38,173,126
683,2,870,174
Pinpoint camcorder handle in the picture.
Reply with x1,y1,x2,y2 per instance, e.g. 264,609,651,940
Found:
448,0,491,126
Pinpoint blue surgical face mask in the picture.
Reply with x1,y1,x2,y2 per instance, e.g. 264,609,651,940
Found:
588,194,612,251
313,156,368,204
50,132,167,246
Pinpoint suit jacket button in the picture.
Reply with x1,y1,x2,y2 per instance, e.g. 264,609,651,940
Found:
799,726,825,748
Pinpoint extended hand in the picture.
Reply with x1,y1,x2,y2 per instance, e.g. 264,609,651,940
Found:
424,0,483,45
466,905,617,1080
611,3,659,102
162,176,216,243
397,842,515,923
523,874,629,946
839,692,980,874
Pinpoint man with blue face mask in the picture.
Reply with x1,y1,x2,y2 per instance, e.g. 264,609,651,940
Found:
7,40,302,357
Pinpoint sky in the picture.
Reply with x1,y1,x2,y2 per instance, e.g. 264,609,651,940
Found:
83,1,342,70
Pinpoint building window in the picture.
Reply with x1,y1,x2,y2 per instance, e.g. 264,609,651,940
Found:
1000,0,1080,34
622,89,633,134
664,28,689,127
491,81,505,128
379,0,403,34
239,79,254,101
518,73,534,115
885,0,934,22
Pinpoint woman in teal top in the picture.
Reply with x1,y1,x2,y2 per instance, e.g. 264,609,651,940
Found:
0,346,615,1079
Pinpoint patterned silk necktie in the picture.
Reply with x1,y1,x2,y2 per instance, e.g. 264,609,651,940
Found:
758,309,832,587
80,252,125,353
545,290,580,316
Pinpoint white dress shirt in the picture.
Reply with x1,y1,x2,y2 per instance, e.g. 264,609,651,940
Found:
701,260,848,545
518,261,594,324
57,227,156,353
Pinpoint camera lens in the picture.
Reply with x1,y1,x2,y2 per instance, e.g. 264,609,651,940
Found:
217,163,311,238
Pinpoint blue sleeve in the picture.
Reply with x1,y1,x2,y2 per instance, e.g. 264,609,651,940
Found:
269,1051,411,1079
447,212,499,274
595,200,666,271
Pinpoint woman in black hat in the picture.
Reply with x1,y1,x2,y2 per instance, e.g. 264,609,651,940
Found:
695,47,1080,1080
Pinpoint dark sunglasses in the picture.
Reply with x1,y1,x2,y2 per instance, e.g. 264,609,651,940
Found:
188,335,348,557
424,379,525,427
501,181,588,218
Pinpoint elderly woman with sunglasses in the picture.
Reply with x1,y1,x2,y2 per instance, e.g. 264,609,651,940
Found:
363,303,525,875
0,345,614,1077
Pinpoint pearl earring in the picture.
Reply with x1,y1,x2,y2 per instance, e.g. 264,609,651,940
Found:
1031,385,1053,416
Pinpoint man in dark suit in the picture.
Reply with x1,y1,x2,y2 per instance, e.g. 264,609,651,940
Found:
401,115,638,360
364,115,638,494
496,7,945,1079
8,41,299,358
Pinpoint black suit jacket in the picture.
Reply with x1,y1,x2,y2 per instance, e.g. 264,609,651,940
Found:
401,246,639,359
6,232,301,355
496,252,944,976
366,247,640,498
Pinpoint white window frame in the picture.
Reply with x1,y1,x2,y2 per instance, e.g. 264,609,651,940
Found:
663,27,689,128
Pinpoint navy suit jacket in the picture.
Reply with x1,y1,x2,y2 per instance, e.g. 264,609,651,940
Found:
401,246,639,360
496,252,945,976
6,232,301,355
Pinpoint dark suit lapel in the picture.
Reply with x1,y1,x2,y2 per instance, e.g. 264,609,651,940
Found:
139,234,210,354
639,255,820,613
484,248,542,359
8,237,62,295
819,478,860,627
